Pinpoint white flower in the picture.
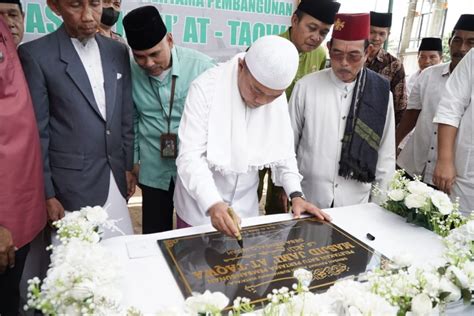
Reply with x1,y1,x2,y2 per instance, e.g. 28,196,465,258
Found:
464,220,474,237
430,191,453,215
407,181,433,195
392,253,413,267
69,286,91,301
185,290,228,313
388,189,406,201
84,206,108,223
405,193,428,209
462,261,474,278
447,266,469,288
411,293,432,316
293,268,312,287
439,277,461,302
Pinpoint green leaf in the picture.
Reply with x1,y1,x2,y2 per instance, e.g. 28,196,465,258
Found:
437,266,446,275
439,291,451,301
461,289,472,304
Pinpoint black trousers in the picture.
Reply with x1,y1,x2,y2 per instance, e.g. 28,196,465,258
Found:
0,243,30,316
140,179,175,234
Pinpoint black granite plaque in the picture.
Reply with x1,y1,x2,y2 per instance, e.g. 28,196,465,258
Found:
158,218,389,307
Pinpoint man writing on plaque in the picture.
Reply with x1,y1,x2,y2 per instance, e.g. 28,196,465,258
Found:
289,13,396,209
174,35,331,237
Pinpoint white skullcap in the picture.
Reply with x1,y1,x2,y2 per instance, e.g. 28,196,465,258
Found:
245,35,299,90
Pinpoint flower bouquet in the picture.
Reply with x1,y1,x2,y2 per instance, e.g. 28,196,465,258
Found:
25,206,135,315
373,170,466,237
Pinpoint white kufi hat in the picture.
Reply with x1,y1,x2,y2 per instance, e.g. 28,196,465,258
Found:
245,35,299,90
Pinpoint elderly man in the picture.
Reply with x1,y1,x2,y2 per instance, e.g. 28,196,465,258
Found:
98,0,125,43
406,37,443,95
19,0,135,238
174,35,330,237
366,11,407,125
0,0,23,46
0,18,46,315
260,0,340,215
396,15,474,187
289,13,396,209
432,19,474,217
123,6,215,233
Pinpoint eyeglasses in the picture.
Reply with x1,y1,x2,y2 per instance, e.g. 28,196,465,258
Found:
329,50,364,64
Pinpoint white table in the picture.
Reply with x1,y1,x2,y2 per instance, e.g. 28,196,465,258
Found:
101,203,469,314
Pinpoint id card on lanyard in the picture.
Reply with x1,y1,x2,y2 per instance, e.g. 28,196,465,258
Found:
149,75,178,158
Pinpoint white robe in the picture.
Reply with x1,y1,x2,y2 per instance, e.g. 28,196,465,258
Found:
289,69,396,209
174,54,302,226
397,63,450,184
433,49,474,216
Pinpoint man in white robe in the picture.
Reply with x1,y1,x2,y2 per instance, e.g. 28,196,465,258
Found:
289,13,396,209
433,47,474,216
406,37,443,96
396,16,474,186
174,35,330,237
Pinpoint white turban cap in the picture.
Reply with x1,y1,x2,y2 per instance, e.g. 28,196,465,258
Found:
245,35,299,90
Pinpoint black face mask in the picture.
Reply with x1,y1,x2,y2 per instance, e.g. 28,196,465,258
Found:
101,7,120,27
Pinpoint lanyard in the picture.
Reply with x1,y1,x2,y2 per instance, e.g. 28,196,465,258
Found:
148,75,177,134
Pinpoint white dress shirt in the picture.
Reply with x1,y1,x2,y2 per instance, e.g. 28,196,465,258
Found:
406,69,422,96
433,49,474,216
398,63,450,184
71,37,133,237
289,68,396,209
174,64,302,226
71,38,106,119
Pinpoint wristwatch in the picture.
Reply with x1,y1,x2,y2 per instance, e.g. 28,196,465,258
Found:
289,191,305,204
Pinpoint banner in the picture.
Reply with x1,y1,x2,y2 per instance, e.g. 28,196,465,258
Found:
22,0,295,61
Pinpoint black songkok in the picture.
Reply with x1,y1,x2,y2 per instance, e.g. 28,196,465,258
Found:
0,0,21,4
454,14,474,32
123,6,167,51
0,0,22,11
297,0,341,25
418,37,442,52
370,11,392,28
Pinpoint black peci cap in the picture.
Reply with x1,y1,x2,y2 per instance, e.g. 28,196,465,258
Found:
297,0,341,25
123,6,167,51
370,11,392,28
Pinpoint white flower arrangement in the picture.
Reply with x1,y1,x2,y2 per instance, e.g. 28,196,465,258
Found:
373,170,466,237
185,290,229,315
25,206,139,315
25,204,474,316
53,205,122,245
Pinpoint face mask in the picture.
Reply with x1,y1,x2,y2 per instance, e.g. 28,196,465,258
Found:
101,7,120,27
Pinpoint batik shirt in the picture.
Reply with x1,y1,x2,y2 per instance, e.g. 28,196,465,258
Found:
365,48,407,125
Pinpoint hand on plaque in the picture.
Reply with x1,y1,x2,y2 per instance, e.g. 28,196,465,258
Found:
291,197,331,221
209,202,241,238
